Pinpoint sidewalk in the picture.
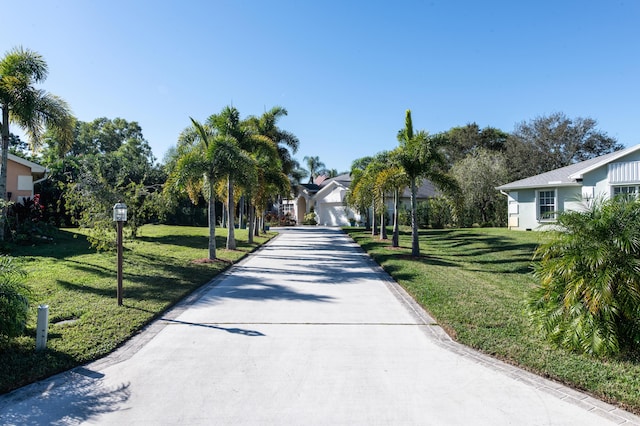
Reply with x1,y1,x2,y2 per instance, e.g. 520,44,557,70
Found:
1,227,638,425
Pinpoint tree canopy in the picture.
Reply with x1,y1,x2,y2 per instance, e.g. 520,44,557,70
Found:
506,112,623,180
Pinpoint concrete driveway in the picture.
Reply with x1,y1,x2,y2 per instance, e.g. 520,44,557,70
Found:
0,226,638,425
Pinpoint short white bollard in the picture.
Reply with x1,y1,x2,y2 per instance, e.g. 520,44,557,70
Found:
36,304,49,351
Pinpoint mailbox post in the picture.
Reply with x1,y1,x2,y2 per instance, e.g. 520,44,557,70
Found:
113,202,127,306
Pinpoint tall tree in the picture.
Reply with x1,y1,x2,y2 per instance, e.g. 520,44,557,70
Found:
347,156,374,230
450,148,508,227
208,106,270,250
0,46,73,240
363,151,394,240
397,110,458,257
64,119,164,246
441,123,508,167
506,112,623,180
346,157,378,235
165,118,240,260
246,106,298,234
375,150,408,247
303,155,326,183
246,106,299,177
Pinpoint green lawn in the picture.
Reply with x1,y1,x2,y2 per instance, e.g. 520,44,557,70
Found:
0,224,274,394
345,227,640,414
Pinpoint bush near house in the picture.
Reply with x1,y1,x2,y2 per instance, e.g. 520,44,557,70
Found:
303,212,317,225
528,196,640,357
0,256,29,339
5,195,57,245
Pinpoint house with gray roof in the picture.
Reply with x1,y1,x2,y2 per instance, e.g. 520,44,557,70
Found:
496,144,640,230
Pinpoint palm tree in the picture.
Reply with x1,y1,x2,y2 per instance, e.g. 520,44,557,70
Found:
247,106,299,175
375,150,408,247
397,110,458,256
303,155,326,183
347,159,379,236
208,106,275,249
367,151,393,240
0,46,73,240
528,196,640,356
166,118,240,260
207,106,243,250
346,156,374,231
246,106,298,234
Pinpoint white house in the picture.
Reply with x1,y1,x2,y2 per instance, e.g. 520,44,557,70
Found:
286,173,439,227
496,144,640,230
286,174,360,227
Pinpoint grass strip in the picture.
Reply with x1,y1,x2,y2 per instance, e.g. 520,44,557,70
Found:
0,224,274,394
345,227,640,414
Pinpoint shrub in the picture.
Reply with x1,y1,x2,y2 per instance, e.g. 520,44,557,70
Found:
528,196,640,356
427,197,453,229
0,256,29,340
303,212,317,225
6,195,57,245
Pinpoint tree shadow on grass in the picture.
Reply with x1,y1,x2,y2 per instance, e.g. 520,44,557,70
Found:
10,229,95,259
136,234,211,249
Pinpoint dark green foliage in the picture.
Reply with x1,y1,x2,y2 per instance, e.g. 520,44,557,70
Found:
0,256,29,339
528,196,640,356
441,123,509,167
5,195,57,244
59,118,166,248
397,199,454,229
426,198,454,229
506,113,623,181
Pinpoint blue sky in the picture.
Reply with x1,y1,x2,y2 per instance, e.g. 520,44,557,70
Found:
3,1,639,174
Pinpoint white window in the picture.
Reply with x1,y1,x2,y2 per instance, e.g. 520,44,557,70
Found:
537,190,556,221
17,175,33,191
282,203,294,213
612,185,639,197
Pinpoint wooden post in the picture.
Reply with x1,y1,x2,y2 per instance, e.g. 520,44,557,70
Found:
117,220,123,306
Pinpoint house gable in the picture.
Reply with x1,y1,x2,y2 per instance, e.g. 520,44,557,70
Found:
314,180,347,204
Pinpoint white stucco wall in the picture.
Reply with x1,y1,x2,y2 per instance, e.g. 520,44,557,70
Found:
313,184,361,227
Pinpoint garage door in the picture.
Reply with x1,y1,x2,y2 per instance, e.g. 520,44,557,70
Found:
316,203,349,227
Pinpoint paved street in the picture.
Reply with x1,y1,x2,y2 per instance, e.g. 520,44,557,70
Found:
0,227,638,425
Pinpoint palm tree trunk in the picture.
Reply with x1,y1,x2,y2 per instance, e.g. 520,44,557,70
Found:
410,178,420,257
0,106,10,241
227,177,236,250
221,203,227,228
254,206,260,237
392,188,399,247
238,196,243,229
207,180,217,259
380,192,387,240
371,202,377,236
247,203,255,244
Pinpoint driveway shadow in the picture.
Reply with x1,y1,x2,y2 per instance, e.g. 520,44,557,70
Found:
0,368,130,425
160,318,265,336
